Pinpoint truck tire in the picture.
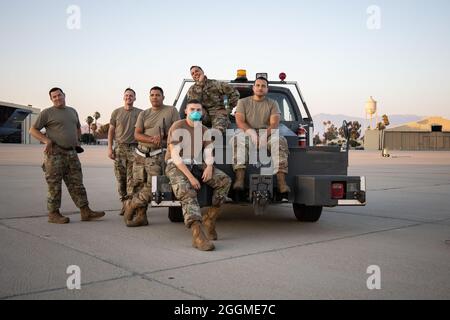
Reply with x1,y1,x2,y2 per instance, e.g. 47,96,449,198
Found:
293,204,322,222
168,207,183,223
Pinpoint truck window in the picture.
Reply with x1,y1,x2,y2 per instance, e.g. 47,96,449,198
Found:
267,92,296,122
234,87,298,122
176,82,299,122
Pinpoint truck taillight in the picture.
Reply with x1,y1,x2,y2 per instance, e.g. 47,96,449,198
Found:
331,182,345,199
297,126,307,148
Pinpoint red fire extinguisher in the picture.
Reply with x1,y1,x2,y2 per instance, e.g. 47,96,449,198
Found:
297,125,307,148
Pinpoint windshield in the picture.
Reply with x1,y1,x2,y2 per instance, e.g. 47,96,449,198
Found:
174,80,307,123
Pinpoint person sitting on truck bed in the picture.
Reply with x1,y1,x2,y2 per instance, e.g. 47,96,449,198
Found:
187,66,240,133
232,77,290,193
165,99,232,251
123,87,180,227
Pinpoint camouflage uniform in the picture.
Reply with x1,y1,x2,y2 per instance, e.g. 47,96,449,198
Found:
165,162,231,227
33,105,91,213
42,147,89,212
128,105,180,211
232,131,289,174
113,143,136,201
129,153,164,209
110,106,142,202
187,78,240,133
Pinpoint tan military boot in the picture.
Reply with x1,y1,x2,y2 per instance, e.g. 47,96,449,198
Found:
276,172,291,193
123,199,135,223
202,207,221,240
119,201,125,216
48,210,70,224
191,221,215,251
80,205,105,221
126,206,149,227
232,169,245,191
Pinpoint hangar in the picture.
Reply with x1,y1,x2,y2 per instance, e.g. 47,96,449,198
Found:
0,101,41,144
365,117,450,151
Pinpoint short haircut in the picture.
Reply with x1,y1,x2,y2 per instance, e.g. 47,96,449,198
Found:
254,76,269,86
190,66,204,72
124,88,136,96
49,87,64,96
150,86,164,95
186,99,203,107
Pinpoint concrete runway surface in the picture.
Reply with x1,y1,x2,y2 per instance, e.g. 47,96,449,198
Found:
0,145,449,299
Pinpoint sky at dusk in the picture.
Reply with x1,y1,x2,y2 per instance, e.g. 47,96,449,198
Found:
1,0,449,124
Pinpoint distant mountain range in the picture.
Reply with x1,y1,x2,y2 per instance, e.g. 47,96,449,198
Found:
312,114,424,135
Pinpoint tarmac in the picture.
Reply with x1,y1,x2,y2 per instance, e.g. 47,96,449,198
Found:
0,144,449,299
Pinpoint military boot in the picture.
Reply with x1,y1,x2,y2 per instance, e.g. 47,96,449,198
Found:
232,169,245,191
80,205,105,221
120,196,131,216
119,201,125,216
123,199,136,223
48,210,70,224
276,172,291,194
126,206,149,227
202,207,221,240
191,221,215,251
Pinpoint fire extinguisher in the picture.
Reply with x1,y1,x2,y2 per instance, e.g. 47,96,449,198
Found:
297,124,307,148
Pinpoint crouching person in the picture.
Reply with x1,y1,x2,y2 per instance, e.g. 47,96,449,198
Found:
165,100,231,251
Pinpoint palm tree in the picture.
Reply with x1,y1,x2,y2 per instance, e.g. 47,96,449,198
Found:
93,112,100,125
86,116,94,144
92,112,101,143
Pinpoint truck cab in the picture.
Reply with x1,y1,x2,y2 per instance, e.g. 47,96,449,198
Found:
154,71,366,223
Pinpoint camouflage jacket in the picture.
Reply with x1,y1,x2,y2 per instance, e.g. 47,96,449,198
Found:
187,78,240,116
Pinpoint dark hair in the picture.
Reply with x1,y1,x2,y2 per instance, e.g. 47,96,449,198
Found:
190,66,203,72
49,87,64,96
255,77,269,86
124,88,136,95
150,86,164,95
186,99,203,107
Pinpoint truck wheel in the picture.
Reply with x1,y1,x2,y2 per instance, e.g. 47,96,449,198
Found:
293,204,322,222
168,207,183,223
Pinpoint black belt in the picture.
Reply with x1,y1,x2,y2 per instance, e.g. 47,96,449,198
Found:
118,143,138,147
54,144,76,151
53,144,84,153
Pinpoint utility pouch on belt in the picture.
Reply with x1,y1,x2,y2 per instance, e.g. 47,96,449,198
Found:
190,164,204,181
75,146,84,154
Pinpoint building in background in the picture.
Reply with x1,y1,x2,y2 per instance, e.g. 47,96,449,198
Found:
365,116,450,151
0,101,40,144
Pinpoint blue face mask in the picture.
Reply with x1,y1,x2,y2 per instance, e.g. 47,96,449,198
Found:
188,111,202,122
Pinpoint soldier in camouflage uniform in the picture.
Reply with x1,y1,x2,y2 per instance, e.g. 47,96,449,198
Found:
29,87,105,224
123,87,180,227
165,100,231,251
108,88,143,216
232,77,290,194
187,66,240,133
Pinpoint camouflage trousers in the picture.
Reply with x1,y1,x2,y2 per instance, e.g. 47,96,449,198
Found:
231,131,289,174
203,112,230,134
113,144,136,201
129,153,163,209
41,150,89,212
165,162,231,228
